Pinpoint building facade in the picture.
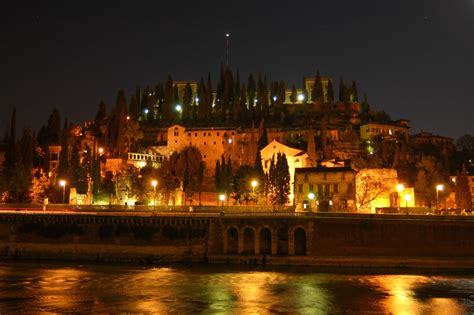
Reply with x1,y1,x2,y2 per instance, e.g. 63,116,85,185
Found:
294,166,356,212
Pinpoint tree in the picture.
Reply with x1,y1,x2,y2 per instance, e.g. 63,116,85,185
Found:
57,121,69,180
175,146,204,204
182,82,192,123
290,84,297,103
268,153,290,205
257,119,268,150
327,79,334,103
162,75,174,121
46,108,61,145
232,165,256,204
414,155,446,207
350,80,359,102
455,166,472,210
311,70,323,102
355,169,392,211
102,171,116,206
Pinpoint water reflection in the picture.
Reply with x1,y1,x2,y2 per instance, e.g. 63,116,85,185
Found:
0,262,472,313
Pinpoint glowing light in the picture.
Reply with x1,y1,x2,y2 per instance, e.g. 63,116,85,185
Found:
151,180,158,188
98,147,104,154
175,104,182,112
308,192,315,200
297,94,305,101
228,138,232,144
396,184,404,192
251,180,258,189
404,194,412,202
436,184,444,192
126,116,130,120
195,97,199,102
225,33,230,37
273,96,277,101
59,180,66,187
219,194,226,202
144,109,149,114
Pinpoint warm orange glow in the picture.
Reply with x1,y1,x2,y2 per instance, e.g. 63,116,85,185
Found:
59,180,66,187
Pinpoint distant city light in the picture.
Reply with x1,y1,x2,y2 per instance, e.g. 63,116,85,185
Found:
273,96,277,101
297,94,305,101
219,194,226,201
396,184,404,192
175,104,182,112
308,192,315,200
59,180,66,187
144,109,149,114
228,138,233,144
126,116,130,120
98,147,104,154
225,33,230,37
436,184,444,191
148,93,152,96
195,97,199,102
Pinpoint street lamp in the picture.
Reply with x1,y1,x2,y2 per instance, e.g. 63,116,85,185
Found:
251,180,258,206
59,180,66,204
219,194,226,212
151,180,158,211
436,184,444,209
308,192,315,212
404,194,412,215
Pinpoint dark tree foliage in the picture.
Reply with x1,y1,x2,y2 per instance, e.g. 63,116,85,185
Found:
257,120,268,150
290,84,297,103
455,166,472,210
326,79,334,103
232,165,257,204
46,108,61,145
268,153,290,205
162,75,174,122
182,82,193,123
57,121,69,180
351,80,359,102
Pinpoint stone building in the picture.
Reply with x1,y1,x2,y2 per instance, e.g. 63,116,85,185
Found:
294,166,356,212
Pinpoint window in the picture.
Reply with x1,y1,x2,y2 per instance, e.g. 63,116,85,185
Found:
348,183,353,193
318,184,323,196
325,184,330,196
208,132,211,136
309,184,314,192
188,132,191,136
217,132,220,136
213,141,216,145
298,184,303,194
203,155,206,159
203,132,206,136
304,174,308,180
333,183,338,193
204,142,206,145
195,133,197,137
323,173,327,180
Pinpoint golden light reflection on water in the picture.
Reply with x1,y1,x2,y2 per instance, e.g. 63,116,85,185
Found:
372,275,465,315
0,263,472,313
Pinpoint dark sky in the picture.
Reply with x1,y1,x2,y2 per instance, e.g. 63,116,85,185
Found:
1,0,473,139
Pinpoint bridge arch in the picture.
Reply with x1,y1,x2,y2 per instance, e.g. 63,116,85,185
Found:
293,227,307,255
259,227,272,255
226,226,239,254
242,227,256,254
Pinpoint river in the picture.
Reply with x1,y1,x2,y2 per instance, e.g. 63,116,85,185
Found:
0,261,473,313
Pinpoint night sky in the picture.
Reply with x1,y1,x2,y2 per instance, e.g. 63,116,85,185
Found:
1,0,473,139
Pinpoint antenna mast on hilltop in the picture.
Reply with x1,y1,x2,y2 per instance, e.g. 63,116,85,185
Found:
225,33,230,67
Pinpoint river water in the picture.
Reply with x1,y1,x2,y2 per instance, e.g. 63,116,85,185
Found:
0,261,473,314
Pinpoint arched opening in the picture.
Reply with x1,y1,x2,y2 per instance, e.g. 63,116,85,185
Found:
227,227,238,254
243,228,255,254
294,228,307,255
276,227,288,255
259,228,272,254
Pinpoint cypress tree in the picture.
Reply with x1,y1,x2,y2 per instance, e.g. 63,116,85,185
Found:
47,108,61,145
338,76,346,102
182,82,193,123
290,84,297,103
327,79,334,103
162,75,173,122
57,121,69,180
247,74,256,111
215,159,221,193
351,80,359,102
197,78,207,122
206,73,214,120
128,95,139,121
257,120,269,150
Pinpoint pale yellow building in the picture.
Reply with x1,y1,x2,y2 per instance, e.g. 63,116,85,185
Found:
360,120,409,142
294,166,356,212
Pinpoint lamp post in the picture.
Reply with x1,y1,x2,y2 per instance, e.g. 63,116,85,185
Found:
251,180,258,206
436,184,444,210
404,194,412,215
151,180,158,211
308,192,315,212
59,180,66,204
219,194,226,213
